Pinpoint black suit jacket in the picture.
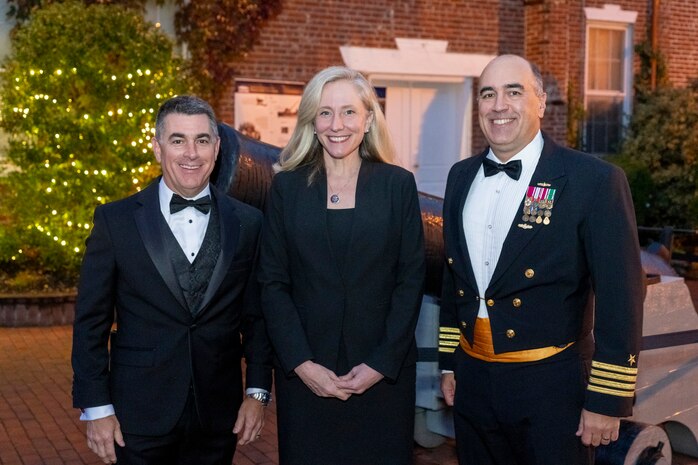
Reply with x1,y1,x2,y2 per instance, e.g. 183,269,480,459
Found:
71,180,272,436
259,161,426,381
439,136,644,417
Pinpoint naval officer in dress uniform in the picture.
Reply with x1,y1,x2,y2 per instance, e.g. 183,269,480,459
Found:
439,54,644,465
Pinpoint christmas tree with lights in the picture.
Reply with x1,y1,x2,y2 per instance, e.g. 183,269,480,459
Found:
0,1,191,290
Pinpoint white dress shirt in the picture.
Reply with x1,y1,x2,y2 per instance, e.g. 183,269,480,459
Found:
159,181,212,263
463,131,544,318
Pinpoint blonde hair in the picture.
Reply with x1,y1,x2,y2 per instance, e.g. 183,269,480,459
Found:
277,66,395,183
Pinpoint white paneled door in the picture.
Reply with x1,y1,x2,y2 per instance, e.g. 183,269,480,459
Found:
382,80,472,198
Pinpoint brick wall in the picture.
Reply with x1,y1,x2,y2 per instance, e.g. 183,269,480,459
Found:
660,0,698,87
223,0,697,151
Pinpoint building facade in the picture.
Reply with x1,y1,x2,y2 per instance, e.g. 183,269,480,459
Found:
219,0,698,196
1,1,696,196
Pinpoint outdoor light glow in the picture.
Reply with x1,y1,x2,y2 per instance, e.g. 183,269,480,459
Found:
2,12,187,286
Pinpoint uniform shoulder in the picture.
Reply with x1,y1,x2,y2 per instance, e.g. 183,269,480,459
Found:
557,146,624,180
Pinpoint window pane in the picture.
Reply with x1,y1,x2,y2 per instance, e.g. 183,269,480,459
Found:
588,28,624,91
585,96,623,154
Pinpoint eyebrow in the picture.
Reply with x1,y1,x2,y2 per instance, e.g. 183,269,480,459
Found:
168,132,212,140
479,83,525,96
318,104,358,111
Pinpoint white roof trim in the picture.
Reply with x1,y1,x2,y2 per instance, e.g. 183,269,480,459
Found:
341,38,495,81
584,4,637,24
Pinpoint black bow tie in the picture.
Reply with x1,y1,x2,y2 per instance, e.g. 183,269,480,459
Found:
482,158,522,181
170,194,212,214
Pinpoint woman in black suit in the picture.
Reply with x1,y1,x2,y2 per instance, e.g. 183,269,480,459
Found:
259,66,426,465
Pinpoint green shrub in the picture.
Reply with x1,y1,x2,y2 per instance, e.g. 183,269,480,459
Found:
0,1,191,291
609,84,698,229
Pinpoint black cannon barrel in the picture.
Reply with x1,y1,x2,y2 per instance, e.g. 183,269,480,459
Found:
213,123,445,297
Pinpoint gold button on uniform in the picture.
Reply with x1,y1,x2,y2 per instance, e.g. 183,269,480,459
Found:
457,289,465,297
486,299,495,307
448,257,454,265
525,268,535,278
461,321,467,329
512,298,522,308
506,329,516,338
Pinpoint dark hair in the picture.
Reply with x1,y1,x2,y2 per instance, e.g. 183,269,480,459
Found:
155,95,218,140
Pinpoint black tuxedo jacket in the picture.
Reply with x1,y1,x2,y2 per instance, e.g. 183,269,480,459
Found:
259,161,426,381
439,136,644,417
71,180,272,436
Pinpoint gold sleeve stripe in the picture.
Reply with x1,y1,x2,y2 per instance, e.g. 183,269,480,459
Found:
588,376,636,391
439,341,460,348
587,384,635,398
439,334,461,341
440,327,461,334
590,369,637,383
439,347,456,353
591,360,638,375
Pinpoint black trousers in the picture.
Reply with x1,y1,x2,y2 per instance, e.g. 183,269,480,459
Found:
453,346,595,465
115,388,236,465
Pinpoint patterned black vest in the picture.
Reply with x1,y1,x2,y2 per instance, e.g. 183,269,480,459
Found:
161,203,221,316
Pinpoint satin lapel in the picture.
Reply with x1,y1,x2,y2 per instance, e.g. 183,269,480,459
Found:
451,154,484,288
134,182,188,311
487,139,568,291
200,186,238,311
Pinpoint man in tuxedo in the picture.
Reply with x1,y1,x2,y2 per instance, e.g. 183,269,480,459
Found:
71,96,272,464
438,55,644,464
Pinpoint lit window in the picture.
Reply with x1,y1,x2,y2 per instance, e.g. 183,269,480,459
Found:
584,5,637,154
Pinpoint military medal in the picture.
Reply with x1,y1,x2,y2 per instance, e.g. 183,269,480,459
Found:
523,185,557,225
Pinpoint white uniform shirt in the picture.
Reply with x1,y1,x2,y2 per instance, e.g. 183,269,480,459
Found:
462,131,544,318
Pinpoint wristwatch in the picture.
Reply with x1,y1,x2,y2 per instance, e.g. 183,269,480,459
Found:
247,391,271,406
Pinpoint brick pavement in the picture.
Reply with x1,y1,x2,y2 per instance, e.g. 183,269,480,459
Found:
4,280,698,465
0,326,457,465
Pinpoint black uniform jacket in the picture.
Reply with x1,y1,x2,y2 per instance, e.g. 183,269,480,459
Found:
439,136,644,417
259,161,426,382
71,180,273,436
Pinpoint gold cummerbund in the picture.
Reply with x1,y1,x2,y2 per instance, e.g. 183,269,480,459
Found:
460,317,573,363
